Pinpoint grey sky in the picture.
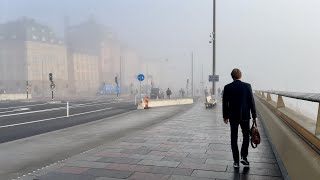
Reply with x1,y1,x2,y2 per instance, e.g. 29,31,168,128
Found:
1,0,320,93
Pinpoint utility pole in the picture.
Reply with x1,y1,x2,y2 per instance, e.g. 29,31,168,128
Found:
119,56,122,96
200,64,204,95
191,52,194,97
146,64,149,95
212,0,216,95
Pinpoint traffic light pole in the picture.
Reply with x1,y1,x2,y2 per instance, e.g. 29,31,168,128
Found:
26,81,29,99
51,89,54,101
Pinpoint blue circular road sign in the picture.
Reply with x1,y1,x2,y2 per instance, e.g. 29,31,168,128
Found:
137,74,145,82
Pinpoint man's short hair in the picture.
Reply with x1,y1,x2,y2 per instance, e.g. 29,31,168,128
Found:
231,68,242,80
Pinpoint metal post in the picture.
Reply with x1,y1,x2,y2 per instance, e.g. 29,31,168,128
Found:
146,64,149,95
42,60,44,97
191,52,194,97
26,81,29,99
119,56,122,96
140,81,142,100
212,0,216,95
67,101,69,117
200,64,204,96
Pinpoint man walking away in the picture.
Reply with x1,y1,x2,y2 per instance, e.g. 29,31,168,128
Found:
166,88,172,99
222,68,257,168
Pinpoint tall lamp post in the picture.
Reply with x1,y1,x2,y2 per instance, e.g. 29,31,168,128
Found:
209,0,216,96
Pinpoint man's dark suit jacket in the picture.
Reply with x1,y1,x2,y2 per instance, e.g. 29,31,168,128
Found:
223,80,257,121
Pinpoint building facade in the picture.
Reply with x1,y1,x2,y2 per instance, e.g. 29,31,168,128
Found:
0,18,68,96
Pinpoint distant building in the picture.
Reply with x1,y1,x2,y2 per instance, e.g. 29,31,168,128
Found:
68,52,100,94
65,18,121,94
0,18,68,96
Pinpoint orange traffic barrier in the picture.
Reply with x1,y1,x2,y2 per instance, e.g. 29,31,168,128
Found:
145,96,149,109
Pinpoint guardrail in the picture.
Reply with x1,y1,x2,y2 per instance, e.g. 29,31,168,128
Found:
255,90,320,151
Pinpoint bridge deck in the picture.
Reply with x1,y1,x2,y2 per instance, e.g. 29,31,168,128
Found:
21,100,283,180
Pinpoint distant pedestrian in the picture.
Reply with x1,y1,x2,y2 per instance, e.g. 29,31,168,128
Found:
182,89,185,98
179,88,183,97
166,88,172,99
222,68,257,168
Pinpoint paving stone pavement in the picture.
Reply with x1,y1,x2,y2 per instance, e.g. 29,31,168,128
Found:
19,101,283,180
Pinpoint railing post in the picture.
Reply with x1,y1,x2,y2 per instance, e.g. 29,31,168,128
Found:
277,95,285,108
316,103,320,135
267,93,272,101
262,92,266,99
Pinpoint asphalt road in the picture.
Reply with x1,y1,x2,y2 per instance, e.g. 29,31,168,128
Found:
0,98,192,180
0,97,136,143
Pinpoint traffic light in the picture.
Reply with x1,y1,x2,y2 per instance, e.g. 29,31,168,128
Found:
49,73,53,81
115,76,118,84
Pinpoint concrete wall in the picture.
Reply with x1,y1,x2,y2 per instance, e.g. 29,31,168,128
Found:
0,94,30,100
255,97,320,180
148,98,193,108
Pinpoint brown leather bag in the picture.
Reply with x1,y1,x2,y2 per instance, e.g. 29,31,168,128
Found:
250,120,260,148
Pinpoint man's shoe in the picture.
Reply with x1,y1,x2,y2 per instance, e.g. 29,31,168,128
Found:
241,158,250,167
233,162,239,168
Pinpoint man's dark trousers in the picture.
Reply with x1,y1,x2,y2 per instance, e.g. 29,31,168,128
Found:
230,119,250,163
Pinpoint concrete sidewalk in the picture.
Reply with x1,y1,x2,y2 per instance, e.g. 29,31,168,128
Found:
20,101,283,180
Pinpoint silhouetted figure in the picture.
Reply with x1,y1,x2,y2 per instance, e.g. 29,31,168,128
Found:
166,88,172,99
222,68,257,169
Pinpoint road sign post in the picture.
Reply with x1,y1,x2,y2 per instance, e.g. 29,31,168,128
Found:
137,74,145,100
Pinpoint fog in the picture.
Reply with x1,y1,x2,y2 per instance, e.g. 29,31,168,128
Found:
1,0,320,98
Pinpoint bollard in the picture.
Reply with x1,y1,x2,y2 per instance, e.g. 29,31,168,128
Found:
67,101,69,117
145,96,149,109
135,95,137,105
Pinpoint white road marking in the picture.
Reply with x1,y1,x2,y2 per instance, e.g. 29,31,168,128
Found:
0,103,49,110
0,107,113,128
0,108,31,114
0,101,117,118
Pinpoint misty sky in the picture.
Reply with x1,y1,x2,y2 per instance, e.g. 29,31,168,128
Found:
1,0,320,93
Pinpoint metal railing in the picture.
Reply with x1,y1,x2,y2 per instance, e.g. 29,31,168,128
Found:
255,90,320,151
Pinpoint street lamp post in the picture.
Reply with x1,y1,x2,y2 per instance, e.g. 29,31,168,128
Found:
119,56,122,96
212,0,216,95
191,52,194,97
